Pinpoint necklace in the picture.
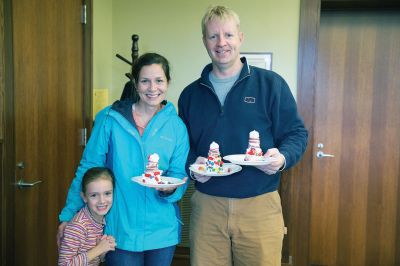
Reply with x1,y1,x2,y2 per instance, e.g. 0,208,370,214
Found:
132,104,162,129
133,109,147,129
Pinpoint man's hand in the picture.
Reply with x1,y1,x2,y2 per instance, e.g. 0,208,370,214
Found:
190,157,211,183
56,221,68,248
255,148,285,175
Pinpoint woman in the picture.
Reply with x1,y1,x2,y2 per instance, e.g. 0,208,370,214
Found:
58,53,189,265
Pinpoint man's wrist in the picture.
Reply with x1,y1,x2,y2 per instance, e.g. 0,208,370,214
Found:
279,156,286,171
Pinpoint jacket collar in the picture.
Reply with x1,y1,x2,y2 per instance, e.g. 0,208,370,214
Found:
109,100,175,131
111,99,135,124
83,205,105,229
199,57,251,87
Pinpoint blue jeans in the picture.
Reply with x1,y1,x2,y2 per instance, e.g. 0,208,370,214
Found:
105,246,176,266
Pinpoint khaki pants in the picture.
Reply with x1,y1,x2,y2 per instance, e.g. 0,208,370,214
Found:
190,190,284,266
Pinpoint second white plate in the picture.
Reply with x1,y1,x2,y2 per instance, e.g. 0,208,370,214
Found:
223,154,278,166
189,163,242,177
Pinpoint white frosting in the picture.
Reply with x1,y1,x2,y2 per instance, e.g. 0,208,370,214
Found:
249,130,259,138
148,153,159,162
210,141,219,150
245,130,263,161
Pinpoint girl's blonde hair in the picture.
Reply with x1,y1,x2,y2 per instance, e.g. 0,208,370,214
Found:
81,167,115,193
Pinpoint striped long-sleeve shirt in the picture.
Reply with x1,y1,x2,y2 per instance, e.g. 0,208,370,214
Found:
58,206,104,266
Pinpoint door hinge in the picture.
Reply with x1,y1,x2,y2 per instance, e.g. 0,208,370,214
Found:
81,4,87,24
79,128,87,146
282,255,293,265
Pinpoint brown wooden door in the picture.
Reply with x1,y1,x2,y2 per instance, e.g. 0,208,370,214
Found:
309,11,400,266
11,0,87,265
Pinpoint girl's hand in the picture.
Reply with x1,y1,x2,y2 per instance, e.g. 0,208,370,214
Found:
87,234,117,262
97,235,117,253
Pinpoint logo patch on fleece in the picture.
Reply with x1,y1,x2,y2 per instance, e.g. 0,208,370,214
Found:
160,135,173,142
244,97,256,103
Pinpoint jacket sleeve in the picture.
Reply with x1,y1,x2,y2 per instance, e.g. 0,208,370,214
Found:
271,76,308,169
59,108,112,222
160,119,190,203
58,222,89,266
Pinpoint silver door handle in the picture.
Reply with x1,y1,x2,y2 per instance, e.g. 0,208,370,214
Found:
316,151,335,159
15,179,43,188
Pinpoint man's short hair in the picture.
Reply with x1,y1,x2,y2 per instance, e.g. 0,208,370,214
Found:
201,5,241,37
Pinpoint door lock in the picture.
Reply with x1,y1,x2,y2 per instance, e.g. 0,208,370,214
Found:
316,143,335,159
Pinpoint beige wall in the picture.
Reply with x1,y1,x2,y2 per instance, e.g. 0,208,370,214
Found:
93,0,112,93
93,0,300,110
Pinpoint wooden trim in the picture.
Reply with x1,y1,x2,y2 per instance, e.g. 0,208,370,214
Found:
174,246,190,257
286,0,320,265
1,0,15,265
83,0,93,134
0,0,4,263
322,0,400,10
172,246,190,266
0,0,4,140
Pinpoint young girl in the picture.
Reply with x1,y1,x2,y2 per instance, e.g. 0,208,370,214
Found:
58,167,117,266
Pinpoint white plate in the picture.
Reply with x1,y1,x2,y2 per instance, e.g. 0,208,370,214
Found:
223,154,278,166
189,163,242,177
131,176,186,189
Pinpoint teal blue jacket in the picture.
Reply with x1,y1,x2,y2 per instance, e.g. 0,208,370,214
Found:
59,100,189,251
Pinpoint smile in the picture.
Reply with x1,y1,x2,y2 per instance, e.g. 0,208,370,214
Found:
96,205,109,211
145,93,161,98
215,50,231,56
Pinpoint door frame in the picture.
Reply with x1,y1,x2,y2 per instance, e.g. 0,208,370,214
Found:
0,0,93,265
286,0,400,265
1,0,16,265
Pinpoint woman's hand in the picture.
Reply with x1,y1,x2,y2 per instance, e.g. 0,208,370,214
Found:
56,221,68,247
156,177,188,193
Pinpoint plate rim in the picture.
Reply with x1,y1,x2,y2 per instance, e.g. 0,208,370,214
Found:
131,175,186,188
189,162,242,177
223,154,277,166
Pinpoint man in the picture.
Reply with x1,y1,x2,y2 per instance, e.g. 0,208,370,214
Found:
178,5,308,266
